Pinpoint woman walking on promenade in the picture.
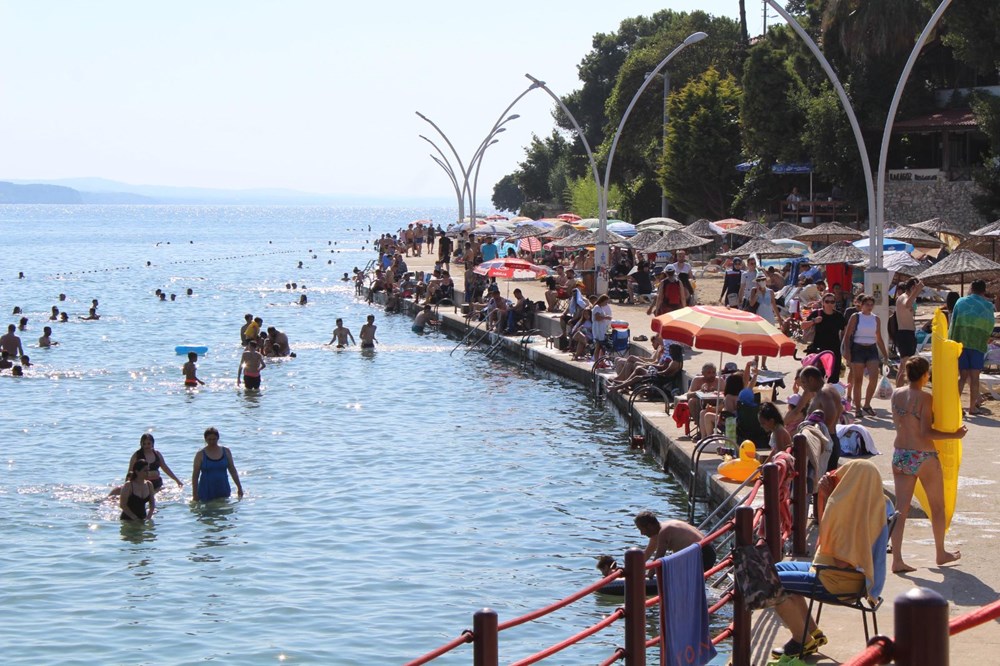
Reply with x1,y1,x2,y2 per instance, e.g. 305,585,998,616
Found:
889,357,966,573
192,427,243,502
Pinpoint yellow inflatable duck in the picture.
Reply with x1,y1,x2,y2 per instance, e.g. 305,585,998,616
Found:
718,440,761,482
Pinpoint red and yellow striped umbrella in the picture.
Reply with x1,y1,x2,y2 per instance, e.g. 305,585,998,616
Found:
651,305,796,357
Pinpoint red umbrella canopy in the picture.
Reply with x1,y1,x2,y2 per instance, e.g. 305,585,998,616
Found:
651,305,797,357
473,258,551,279
518,237,542,252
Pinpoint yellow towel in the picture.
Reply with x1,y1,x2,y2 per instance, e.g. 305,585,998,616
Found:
815,460,886,595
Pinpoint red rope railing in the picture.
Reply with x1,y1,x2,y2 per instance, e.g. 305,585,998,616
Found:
597,647,625,666
497,573,621,631
843,637,893,666
950,597,1000,634
510,608,624,666
712,624,734,644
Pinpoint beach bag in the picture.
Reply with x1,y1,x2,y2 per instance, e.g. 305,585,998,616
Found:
732,543,787,610
876,368,893,400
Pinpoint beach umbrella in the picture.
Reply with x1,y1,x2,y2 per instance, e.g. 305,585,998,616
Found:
881,250,927,278
506,224,546,240
637,217,684,230
685,218,722,238
720,237,804,259
629,229,667,252
793,222,864,244
957,234,1000,262
764,222,806,240
574,218,602,229
473,257,552,280
544,224,580,240
886,225,945,248
916,249,1000,293
636,223,676,233
642,229,714,254
551,229,632,248
808,241,869,265
557,213,582,222
769,238,810,255
470,222,513,237
730,220,770,238
714,218,748,232
484,214,508,221
607,220,638,237
972,219,1000,236
910,217,966,237
517,237,542,253
651,305,797,357
852,237,914,253
509,216,534,225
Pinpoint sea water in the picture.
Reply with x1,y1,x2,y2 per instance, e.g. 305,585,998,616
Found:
0,205,717,664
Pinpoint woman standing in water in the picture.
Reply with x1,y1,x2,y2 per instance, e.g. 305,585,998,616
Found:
890,357,967,572
120,460,156,520
127,433,183,492
191,427,243,502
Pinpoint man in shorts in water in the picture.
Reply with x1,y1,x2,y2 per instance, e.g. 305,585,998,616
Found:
412,305,437,334
237,340,266,389
183,352,205,387
359,315,378,349
634,510,715,573
1,324,24,358
328,318,356,348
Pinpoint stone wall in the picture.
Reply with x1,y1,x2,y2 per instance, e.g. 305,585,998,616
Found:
884,179,989,231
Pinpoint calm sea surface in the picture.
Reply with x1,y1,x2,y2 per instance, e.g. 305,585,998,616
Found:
0,205,709,665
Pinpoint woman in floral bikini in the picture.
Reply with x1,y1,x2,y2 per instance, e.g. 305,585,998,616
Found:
889,356,967,573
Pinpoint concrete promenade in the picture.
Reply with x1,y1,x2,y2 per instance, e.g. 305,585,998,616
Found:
389,248,1000,663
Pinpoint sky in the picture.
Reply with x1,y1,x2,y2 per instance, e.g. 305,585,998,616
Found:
0,1,743,201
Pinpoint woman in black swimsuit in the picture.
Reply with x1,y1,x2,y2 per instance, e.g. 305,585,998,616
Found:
127,433,183,492
119,459,156,521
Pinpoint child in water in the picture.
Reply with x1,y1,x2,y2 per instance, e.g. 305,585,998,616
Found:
183,352,205,387
327,318,356,348
596,555,621,577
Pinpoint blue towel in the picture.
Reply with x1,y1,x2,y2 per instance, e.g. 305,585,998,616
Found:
659,543,717,666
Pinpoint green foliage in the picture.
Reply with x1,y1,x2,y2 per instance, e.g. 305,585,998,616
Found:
939,0,1000,75
795,82,865,205
970,91,1000,151
491,174,523,214
660,68,743,219
970,92,1000,220
565,176,624,219
740,41,806,164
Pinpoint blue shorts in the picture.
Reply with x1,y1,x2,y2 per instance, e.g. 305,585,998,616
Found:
958,348,985,371
775,562,842,603
850,343,880,365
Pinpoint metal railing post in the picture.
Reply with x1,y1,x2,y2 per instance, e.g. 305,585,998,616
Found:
894,587,949,666
623,547,647,666
762,463,782,561
792,434,809,556
732,506,753,666
473,608,498,666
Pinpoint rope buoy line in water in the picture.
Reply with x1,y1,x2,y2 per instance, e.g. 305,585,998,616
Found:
9,247,338,282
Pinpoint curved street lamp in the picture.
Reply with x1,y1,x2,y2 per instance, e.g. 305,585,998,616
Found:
528,31,708,293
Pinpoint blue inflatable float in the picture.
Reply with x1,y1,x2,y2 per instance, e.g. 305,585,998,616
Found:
175,345,209,355
596,578,659,596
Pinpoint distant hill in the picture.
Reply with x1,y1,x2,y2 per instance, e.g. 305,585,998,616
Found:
1,178,451,206
0,181,83,204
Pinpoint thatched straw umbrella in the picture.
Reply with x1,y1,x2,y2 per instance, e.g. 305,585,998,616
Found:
629,229,668,252
545,224,580,240
956,235,1000,262
506,224,547,240
765,221,806,240
916,249,1000,294
971,219,1000,236
886,225,945,248
642,229,714,254
637,217,683,230
731,220,770,238
551,229,632,248
910,217,966,237
793,222,865,244
808,241,869,265
685,218,720,238
720,237,804,259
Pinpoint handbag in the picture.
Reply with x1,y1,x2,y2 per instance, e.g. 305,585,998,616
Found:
732,543,787,610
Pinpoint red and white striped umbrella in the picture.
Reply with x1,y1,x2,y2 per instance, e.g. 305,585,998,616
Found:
473,258,551,280
518,237,542,252
651,305,796,357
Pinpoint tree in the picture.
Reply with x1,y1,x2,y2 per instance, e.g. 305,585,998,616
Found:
514,131,572,204
491,174,523,214
565,176,624,219
659,68,743,219
741,41,807,165
940,0,1000,74
970,91,1000,220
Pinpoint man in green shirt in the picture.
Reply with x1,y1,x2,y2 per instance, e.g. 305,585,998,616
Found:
949,280,996,415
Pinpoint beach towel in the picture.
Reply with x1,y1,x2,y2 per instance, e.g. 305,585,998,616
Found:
949,293,994,353
835,424,879,457
795,422,832,490
658,544,716,666
817,460,886,601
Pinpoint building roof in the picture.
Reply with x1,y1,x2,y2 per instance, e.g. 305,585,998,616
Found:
892,108,978,133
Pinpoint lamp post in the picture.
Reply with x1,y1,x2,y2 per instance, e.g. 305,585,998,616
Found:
528,31,707,295
646,70,672,218
416,81,540,304
764,0,953,340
